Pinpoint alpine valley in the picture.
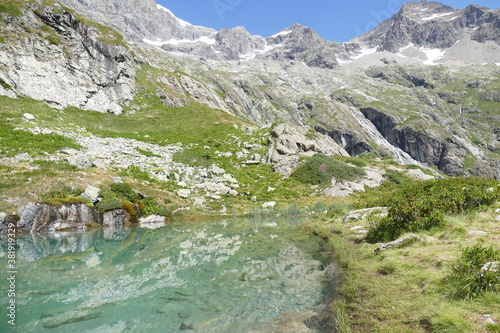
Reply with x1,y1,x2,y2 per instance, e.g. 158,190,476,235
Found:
0,0,499,332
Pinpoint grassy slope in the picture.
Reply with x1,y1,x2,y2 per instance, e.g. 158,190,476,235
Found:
305,201,500,333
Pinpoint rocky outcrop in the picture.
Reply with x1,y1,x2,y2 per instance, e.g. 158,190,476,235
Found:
0,3,135,113
266,123,349,176
0,202,134,234
58,0,215,43
314,126,373,156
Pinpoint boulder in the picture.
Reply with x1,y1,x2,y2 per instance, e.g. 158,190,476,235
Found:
139,215,166,229
262,201,277,208
80,185,101,203
266,123,349,176
177,189,191,199
373,235,423,253
343,207,388,223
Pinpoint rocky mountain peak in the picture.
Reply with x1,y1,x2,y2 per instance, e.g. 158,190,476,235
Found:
58,0,215,42
398,1,454,18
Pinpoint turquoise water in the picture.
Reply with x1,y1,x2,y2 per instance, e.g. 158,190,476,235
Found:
1,218,332,332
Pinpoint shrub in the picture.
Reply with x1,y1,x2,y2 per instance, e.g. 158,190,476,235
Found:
96,196,122,212
443,244,500,300
121,165,155,182
291,154,366,185
138,197,172,217
383,169,412,185
312,202,329,213
109,182,140,202
366,177,500,242
280,203,304,217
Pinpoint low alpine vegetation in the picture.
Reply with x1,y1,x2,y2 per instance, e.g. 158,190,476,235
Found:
291,153,366,185
443,244,500,300
366,177,500,242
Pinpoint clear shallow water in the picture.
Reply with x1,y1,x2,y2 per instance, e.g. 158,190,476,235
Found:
1,218,332,332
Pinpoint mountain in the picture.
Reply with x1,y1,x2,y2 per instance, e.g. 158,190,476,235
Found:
55,0,500,66
349,1,500,64
0,0,499,184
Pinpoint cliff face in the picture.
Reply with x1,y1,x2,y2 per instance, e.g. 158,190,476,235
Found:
0,2,135,114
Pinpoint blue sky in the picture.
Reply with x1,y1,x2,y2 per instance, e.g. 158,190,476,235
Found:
157,0,499,42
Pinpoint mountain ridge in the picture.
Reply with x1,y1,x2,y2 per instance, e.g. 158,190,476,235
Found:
0,0,499,180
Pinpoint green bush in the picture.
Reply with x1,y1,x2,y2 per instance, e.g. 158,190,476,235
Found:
280,203,304,217
443,244,500,300
366,177,500,242
96,195,123,212
121,165,155,182
138,197,172,217
383,169,412,185
109,182,140,202
291,154,366,185
312,202,329,213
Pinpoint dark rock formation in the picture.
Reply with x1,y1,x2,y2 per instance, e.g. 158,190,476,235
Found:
315,126,373,156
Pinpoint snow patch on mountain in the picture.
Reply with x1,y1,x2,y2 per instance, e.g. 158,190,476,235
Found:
143,35,217,47
420,47,446,65
420,11,455,21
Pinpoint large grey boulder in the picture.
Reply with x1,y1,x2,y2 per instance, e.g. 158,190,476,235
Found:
15,202,102,233
80,185,101,203
266,123,349,176
139,215,166,229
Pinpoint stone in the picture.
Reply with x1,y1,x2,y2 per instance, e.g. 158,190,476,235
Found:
374,235,423,253
80,185,101,203
481,261,499,273
193,197,206,206
64,154,93,169
262,201,276,208
23,113,36,120
177,189,191,199
1,5,135,114
11,202,103,234
210,165,225,176
343,207,388,223
0,212,6,224
102,209,132,227
139,215,166,229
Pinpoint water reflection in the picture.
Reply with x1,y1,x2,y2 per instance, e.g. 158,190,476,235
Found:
0,218,333,332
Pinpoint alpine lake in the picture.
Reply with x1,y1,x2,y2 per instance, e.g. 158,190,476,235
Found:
1,217,336,332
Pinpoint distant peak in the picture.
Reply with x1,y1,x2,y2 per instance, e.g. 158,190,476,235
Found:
399,1,454,15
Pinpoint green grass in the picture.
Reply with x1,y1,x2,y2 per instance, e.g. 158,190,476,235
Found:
0,123,81,157
135,147,162,158
305,205,500,332
0,1,23,17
